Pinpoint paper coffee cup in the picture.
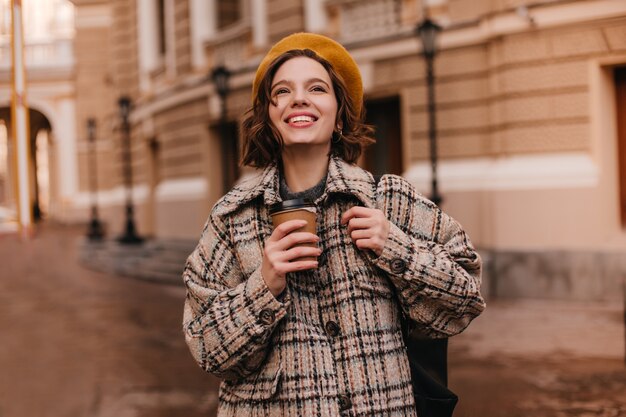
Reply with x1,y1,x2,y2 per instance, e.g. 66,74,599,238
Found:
269,199,317,261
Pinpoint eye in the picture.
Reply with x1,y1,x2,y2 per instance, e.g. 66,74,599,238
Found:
310,85,327,93
273,87,289,96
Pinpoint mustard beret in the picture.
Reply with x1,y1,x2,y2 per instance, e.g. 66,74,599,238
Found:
252,32,363,115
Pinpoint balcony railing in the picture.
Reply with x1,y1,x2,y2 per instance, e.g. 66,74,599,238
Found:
0,37,74,70
204,20,252,71
332,0,405,43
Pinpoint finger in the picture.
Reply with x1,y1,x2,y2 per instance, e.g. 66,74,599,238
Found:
274,259,319,275
340,206,362,224
269,220,309,242
341,206,376,224
354,239,383,257
347,217,375,232
275,232,319,251
354,238,379,251
350,229,372,241
281,246,322,262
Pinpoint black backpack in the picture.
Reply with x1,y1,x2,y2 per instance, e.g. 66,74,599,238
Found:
374,175,458,417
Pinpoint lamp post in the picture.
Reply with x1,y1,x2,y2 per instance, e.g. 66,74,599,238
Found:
417,18,443,206
211,65,232,194
86,118,104,240
117,96,143,244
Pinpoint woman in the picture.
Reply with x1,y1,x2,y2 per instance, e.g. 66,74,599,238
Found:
183,33,485,416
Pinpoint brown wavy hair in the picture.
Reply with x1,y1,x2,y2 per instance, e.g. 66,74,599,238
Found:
241,49,374,168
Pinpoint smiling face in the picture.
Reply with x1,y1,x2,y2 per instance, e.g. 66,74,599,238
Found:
268,56,338,154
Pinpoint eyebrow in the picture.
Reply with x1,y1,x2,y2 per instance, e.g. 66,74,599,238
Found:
271,77,331,90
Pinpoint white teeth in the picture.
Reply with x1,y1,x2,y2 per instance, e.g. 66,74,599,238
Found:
288,115,315,123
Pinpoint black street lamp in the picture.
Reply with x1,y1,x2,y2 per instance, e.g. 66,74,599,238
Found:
417,18,443,206
86,118,104,240
117,96,143,244
212,65,231,103
211,65,232,194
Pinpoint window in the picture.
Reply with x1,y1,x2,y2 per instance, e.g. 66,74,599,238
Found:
217,0,241,30
615,67,626,227
0,121,7,206
363,96,403,176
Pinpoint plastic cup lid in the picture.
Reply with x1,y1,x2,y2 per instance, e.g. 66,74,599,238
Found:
269,198,315,215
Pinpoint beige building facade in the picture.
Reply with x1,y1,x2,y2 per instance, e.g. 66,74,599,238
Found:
5,0,625,299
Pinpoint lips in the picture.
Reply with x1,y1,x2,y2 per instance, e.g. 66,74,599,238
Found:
285,113,318,124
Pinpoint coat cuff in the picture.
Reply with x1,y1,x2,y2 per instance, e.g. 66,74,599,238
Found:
371,222,436,290
242,268,290,337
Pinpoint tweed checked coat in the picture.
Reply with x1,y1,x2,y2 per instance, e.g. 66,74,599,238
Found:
182,156,485,417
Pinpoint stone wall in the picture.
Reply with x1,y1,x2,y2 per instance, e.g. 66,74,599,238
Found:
111,0,140,98
267,0,305,44
153,98,208,180
73,1,119,198
482,250,626,302
371,17,626,162
109,0,141,194
174,0,192,76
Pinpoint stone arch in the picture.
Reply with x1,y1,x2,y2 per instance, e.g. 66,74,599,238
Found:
0,105,54,221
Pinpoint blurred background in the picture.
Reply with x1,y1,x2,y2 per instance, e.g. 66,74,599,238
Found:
0,0,625,416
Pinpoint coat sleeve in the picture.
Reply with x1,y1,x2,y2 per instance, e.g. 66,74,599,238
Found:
371,175,486,338
182,211,290,380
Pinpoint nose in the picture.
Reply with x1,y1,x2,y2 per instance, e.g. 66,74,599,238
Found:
291,88,309,107
291,98,309,107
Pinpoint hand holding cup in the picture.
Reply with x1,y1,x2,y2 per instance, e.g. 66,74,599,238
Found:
262,200,320,297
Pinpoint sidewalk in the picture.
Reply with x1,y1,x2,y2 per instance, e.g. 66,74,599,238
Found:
449,299,626,417
453,298,624,360
1,223,625,417
0,224,219,417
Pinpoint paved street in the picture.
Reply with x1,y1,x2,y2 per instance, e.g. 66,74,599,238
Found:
449,300,626,417
0,224,219,417
1,224,625,417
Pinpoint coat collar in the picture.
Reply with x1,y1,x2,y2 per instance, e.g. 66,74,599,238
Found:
213,155,376,218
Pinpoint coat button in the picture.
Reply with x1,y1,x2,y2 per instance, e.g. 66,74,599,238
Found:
258,309,276,326
325,320,340,337
390,258,407,274
338,394,352,411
